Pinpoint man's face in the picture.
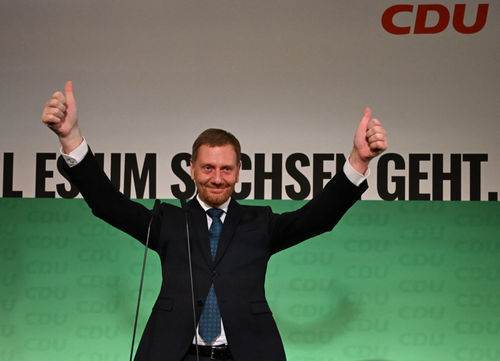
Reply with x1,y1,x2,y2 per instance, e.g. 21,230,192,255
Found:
190,144,241,208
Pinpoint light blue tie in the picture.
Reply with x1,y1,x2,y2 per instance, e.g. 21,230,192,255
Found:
199,208,224,344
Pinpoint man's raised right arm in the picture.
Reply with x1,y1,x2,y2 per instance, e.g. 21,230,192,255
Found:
41,81,157,247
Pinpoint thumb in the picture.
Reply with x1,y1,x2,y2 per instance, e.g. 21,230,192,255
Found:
355,107,371,139
64,80,77,110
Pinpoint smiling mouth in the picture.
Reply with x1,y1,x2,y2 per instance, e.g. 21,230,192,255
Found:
207,187,227,193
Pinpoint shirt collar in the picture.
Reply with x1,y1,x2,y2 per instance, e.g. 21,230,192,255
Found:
196,194,231,214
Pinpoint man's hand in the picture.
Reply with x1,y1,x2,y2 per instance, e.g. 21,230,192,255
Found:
348,107,387,174
41,81,83,153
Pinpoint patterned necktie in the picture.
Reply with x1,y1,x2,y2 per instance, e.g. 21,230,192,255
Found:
199,208,224,344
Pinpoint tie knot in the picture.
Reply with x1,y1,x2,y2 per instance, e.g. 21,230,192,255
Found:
207,208,224,220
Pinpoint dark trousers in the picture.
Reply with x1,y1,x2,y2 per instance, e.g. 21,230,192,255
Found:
182,352,234,361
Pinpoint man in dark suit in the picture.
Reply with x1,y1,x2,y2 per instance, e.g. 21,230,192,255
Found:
42,81,387,361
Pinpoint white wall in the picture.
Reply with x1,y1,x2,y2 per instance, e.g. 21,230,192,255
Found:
1,0,498,200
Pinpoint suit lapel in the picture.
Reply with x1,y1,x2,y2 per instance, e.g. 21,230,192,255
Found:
214,198,241,266
187,199,213,268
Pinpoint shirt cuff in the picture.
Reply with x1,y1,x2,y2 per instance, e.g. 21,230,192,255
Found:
60,138,88,167
343,160,370,186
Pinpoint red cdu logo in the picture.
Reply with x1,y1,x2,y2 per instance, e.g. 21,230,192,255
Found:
382,3,489,34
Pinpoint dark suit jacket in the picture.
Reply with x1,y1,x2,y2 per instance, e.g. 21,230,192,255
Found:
60,149,367,361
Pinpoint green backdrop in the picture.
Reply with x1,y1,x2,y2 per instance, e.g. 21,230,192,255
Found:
1,199,499,361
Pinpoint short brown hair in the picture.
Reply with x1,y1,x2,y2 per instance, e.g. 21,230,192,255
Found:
192,128,241,164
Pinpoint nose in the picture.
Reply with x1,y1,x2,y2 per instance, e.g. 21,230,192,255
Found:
211,170,223,185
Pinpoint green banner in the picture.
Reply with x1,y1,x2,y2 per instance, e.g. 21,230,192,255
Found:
1,199,499,361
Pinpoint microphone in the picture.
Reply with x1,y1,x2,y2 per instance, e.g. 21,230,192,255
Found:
180,197,200,361
152,198,161,219
129,199,161,361
180,197,187,211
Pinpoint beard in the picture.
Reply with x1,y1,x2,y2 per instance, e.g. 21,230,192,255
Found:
196,182,235,208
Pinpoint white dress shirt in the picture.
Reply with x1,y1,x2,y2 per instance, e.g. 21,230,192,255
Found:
193,195,230,346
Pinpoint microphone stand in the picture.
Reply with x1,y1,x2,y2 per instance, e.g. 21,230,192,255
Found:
180,198,200,361
129,199,161,361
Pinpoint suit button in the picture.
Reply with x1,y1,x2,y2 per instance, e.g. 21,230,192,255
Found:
212,271,217,278
197,300,204,306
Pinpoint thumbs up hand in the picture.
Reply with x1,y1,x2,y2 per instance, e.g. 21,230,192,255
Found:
348,107,388,174
41,81,83,153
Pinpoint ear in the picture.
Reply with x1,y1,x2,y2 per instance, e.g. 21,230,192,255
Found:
190,158,195,180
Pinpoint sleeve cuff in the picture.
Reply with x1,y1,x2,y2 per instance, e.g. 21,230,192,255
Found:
343,160,370,186
60,138,88,167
